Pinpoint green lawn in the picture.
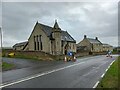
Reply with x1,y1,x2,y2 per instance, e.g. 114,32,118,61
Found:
97,56,119,89
2,62,15,71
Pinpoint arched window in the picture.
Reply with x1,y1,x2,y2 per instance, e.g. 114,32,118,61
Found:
37,35,39,50
34,36,36,50
39,35,42,50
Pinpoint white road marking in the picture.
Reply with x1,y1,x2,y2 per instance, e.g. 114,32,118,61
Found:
110,61,114,66
0,62,85,88
101,73,105,78
111,60,115,65
108,65,110,69
107,60,115,71
93,59,116,88
110,63,112,66
93,81,99,88
101,60,115,77
105,68,108,72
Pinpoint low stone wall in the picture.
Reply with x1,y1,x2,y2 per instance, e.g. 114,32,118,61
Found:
92,51,107,55
75,51,89,57
2,50,64,61
75,51,107,57
2,49,108,61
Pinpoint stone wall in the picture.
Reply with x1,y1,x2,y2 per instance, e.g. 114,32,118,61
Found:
75,51,107,57
92,51,107,55
2,49,108,61
75,51,89,57
2,50,57,61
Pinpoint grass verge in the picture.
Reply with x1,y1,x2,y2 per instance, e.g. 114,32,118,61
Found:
96,56,119,89
2,62,15,71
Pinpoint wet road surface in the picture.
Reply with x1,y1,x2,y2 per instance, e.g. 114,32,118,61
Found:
2,55,118,88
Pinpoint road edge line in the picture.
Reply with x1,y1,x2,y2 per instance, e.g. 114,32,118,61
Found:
93,81,99,88
93,59,116,88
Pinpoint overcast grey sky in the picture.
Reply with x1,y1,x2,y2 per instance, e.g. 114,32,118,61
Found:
1,2,118,47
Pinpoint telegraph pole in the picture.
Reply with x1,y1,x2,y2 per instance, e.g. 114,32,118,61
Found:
0,27,2,74
0,0,2,85
0,27,2,61
0,27,2,50
0,27,2,58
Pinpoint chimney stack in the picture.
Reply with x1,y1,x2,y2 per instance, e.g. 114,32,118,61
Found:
84,35,87,39
95,37,98,40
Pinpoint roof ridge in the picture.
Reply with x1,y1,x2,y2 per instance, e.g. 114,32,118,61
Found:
87,38,102,44
38,22,65,31
87,38,96,40
16,41,28,44
38,22,52,28
13,41,28,47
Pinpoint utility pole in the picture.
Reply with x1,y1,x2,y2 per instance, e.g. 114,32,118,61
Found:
0,27,2,58
0,27,2,73
0,27,2,51
0,0,2,85
0,27,2,60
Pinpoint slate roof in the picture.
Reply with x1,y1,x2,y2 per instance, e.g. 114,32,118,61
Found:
102,44,112,47
38,23,52,37
38,23,76,43
13,41,28,47
87,38,102,44
61,31,76,42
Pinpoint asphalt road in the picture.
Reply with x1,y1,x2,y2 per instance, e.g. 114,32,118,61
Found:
1,55,118,88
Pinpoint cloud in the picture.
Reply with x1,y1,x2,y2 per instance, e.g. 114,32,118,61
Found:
2,2,118,47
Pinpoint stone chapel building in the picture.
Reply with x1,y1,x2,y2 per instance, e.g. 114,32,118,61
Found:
13,20,76,55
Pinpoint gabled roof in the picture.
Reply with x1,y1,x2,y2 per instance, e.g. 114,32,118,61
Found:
87,38,102,44
37,22,76,43
38,23,52,37
61,31,76,42
13,41,28,47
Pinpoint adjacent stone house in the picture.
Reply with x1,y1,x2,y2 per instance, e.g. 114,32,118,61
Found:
13,20,76,55
77,35,103,53
102,44,113,52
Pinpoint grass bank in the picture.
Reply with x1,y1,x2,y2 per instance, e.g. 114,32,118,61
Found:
96,56,119,89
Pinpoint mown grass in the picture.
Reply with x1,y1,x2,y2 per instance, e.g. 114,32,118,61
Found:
2,62,15,71
96,56,119,89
